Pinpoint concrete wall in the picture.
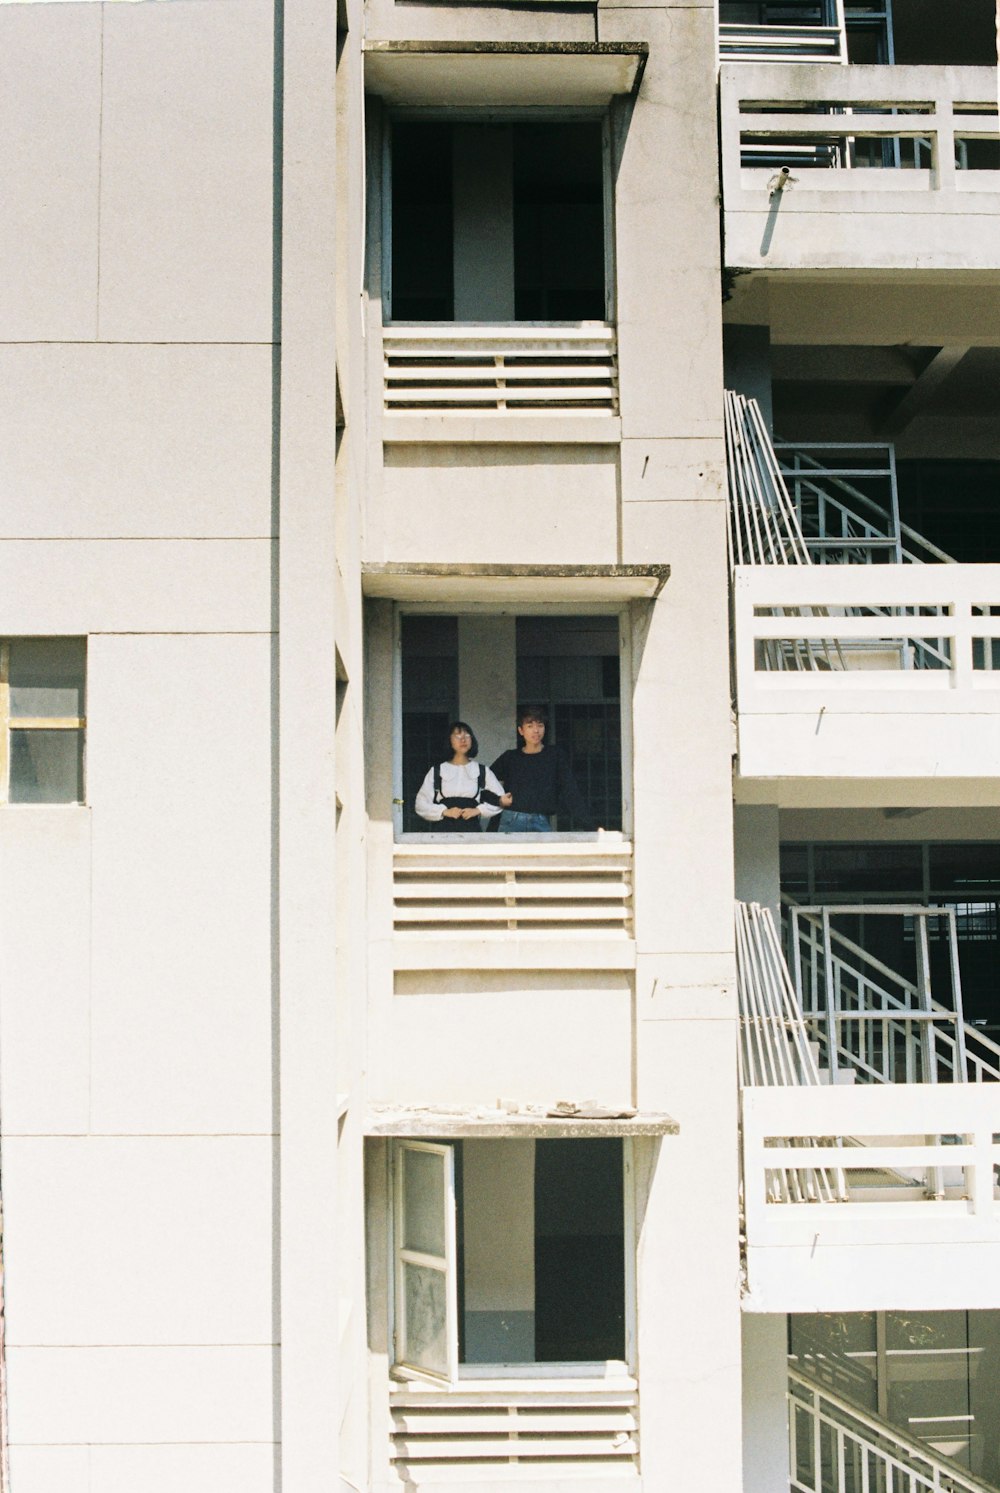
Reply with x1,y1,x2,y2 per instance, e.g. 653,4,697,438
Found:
0,5,277,1486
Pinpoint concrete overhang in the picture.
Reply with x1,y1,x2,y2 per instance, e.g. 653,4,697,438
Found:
366,1104,678,1139
363,41,648,108
361,562,670,604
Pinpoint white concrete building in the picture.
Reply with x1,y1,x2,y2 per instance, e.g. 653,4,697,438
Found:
0,0,998,1490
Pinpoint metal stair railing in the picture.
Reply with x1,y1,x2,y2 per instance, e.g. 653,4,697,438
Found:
786,900,1000,1085
736,901,848,1204
789,1366,994,1493
724,397,955,677
776,442,957,569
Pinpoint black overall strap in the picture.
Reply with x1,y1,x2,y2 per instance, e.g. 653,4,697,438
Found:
435,762,486,803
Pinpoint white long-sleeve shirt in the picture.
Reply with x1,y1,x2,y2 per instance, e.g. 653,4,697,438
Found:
414,760,506,823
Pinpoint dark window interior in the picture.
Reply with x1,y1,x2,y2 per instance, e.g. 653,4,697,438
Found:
391,122,454,321
895,461,1000,564
719,1,834,21
534,1139,625,1362
890,0,996,65
390,121,605,324
512,123,605,321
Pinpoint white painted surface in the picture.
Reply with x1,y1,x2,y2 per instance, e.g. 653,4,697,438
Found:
384,986,633,1105
5,1345,273,1444
98,0,274,342
0,808,91,1134
0,539,272,635
0,5,101,341
378,445,619,565
3,1137,272,1345
0,345,274,540
86,633,272,1134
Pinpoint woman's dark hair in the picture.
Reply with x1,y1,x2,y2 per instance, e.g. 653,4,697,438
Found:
446,720,479,758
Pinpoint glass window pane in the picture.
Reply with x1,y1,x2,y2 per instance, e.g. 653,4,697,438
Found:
402,1146,446,1258
402,1262,448,1376
10,730,84,804
9,638,86,718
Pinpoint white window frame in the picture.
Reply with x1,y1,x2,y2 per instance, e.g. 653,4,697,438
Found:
0,637,87,806
390,1137,637,1386
393,1140,459,1384
392,601,635,843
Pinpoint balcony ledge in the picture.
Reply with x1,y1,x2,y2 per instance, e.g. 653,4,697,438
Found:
363,562,668,603
364,40,647,107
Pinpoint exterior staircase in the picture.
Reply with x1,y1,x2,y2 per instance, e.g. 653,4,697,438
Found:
789,1365,997,1493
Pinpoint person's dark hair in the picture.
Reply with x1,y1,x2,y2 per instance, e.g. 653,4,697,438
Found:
516,703,548,727
446,720,479,758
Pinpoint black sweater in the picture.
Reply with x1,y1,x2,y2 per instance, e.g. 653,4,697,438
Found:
489,746,595,828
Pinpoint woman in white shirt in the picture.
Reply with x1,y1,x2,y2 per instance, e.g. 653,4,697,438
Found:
414,721,508,832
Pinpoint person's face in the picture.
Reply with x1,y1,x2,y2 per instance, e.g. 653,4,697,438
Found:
517,717,546,748
450,726,473,753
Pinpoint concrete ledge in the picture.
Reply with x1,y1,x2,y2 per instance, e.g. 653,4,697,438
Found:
392,935,637,970
383,413,622,444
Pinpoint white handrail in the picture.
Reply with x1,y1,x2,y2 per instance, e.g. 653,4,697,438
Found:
725,392,811,569
788,1367,992,1493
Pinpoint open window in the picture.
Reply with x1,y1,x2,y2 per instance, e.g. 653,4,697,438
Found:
386,118,612,324
392,1137,630,1383
397,610,627,839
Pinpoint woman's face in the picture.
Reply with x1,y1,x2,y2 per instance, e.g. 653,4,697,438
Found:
450,726,473,754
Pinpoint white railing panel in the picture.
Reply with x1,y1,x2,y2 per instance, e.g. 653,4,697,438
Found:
733,567,1000,780
383,325,618,416
720,65,1000,271
743,1084,1000,1248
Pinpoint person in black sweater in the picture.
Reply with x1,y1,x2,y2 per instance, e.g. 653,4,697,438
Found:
490,704,597,833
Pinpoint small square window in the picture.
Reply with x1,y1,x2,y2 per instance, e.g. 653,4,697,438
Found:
2,638,86,805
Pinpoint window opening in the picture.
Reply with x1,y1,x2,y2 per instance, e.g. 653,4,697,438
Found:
388,120,608,325
0,638,86,805
399,612,624,837
392,1138,627,1381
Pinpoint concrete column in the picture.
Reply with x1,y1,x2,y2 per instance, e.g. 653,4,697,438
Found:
453,125,515,322
734,804,782,921
599,2,742,1489
458,614,517,768
723,325,774,433
743,1315,791,1493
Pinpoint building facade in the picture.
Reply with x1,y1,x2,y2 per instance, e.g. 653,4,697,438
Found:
0,0,998,1490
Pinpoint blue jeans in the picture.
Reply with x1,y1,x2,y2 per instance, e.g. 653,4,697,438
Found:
499,810,552,833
